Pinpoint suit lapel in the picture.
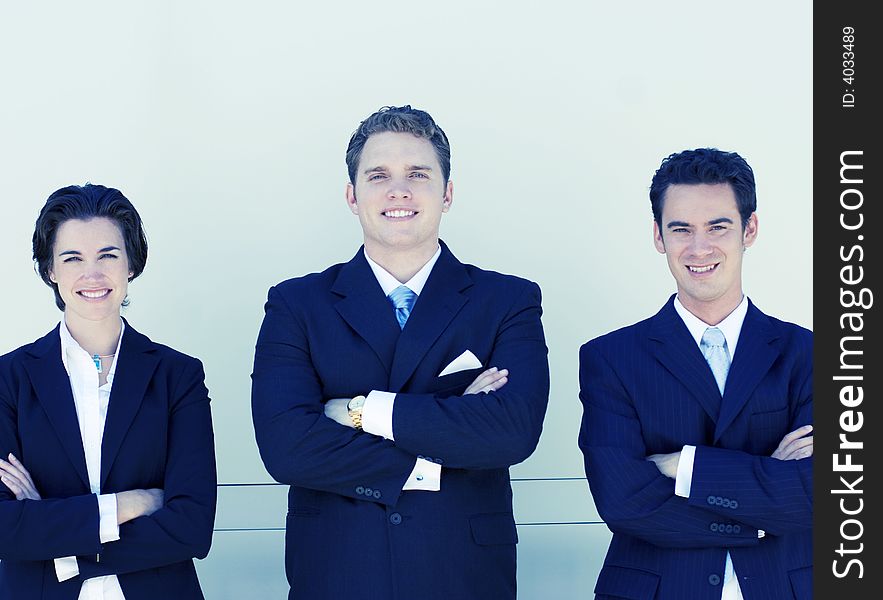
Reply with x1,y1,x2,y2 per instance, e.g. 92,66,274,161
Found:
100,321,160,488
22,327,91,490
331,248,402,373
713,301,780,442
389,243,472,392
648,298,723,423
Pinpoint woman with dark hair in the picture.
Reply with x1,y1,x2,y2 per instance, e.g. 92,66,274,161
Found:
0,184,217,600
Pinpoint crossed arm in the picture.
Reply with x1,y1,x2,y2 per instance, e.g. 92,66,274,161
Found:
0,358,216,574
324,280,549,471
579,341,812,549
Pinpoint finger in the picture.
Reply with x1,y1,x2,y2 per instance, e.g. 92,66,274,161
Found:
468,368,500,389
7,455,37,489
782,439,814,460
0,462,29,489
479,375,509,393
1,475,26,500
778,435,814,457
778,425,813,447
0,466,39,499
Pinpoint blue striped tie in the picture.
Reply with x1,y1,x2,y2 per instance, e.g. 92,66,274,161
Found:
388,286,417,329
700,327,731,395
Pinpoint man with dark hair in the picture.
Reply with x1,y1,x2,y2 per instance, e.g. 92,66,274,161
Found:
578,148,813,599
252,105,550,600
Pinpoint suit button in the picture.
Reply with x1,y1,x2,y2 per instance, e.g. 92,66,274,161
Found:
364,487,373,497
436,458,444,464
734,525,741,534
707,495,716,505
389,513,402,525
731,500,739,509
708,574,721,586
373,490,381,499
714,497,723,506
710,523,719,532
355,486,365,495
724,524,734,534
722,499,731,508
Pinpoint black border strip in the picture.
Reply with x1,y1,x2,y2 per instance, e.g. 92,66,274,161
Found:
814,2,880,596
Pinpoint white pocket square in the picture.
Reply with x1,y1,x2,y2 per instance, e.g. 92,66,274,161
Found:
438,350,482,377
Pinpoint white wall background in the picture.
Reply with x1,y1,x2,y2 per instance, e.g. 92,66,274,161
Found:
0,1,811,597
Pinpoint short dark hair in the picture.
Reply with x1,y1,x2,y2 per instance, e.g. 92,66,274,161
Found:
32,184,148,311
345,105,451,185
649,148,757,229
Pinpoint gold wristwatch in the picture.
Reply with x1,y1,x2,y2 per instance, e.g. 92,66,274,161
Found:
347,395,366,430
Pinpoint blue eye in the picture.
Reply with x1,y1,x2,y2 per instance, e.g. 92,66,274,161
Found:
410,172,428,179
63,256,82,263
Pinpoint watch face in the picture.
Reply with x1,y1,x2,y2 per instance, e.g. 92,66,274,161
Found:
348,396,366,411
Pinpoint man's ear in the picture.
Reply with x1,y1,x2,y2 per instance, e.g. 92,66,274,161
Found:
441,180,453,213
653,221,666,254
742,212,759,248
345,183,358,215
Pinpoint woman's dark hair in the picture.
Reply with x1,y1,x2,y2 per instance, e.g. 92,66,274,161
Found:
33,184,148,310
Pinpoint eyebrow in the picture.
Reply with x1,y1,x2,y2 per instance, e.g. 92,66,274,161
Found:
665,217,734,229
665,220,691,229
58,246,121,256
362,165,434,175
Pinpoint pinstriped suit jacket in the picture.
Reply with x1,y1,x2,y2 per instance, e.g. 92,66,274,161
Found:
578,296,812,600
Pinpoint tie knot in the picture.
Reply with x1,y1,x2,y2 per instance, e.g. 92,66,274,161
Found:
388,285,416,310
701,327,726,348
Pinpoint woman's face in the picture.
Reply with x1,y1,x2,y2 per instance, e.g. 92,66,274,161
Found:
49,217,133,326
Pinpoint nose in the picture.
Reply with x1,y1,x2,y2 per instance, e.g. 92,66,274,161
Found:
82,262,107,280
688,231,714,256
386,179,412,201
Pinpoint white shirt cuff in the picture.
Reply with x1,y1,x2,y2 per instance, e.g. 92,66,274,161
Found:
98,493,120,543
758,530,766,539
54,556,79,582
402,458,441,492
674,444,696,498
362,390,396,440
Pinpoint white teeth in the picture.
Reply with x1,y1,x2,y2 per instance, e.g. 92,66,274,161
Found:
385,210,415,218
688,265,716,273
80,289,110,298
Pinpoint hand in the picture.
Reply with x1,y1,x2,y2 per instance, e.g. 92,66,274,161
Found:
647,451,681,479
116,488,164,525
0,453,41,500
324,397,354,428
463,367,509,395
771,425,813,460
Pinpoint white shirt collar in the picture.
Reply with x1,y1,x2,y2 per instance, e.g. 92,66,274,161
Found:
673,295,749,357
60,317,125,385
363,245,442,297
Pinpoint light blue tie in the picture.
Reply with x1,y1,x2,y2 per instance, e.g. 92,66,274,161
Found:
388,285,417,329
700,327,731,395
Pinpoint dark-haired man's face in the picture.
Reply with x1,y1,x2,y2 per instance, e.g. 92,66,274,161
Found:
345,131,452,261
652,183,758,321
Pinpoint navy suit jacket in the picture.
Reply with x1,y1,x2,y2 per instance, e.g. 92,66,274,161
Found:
0,322,217,600
252,242,550,600
578,297,812,600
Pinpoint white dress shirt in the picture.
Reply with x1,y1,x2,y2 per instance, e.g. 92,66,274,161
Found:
672,295,760,600
55,318,125,599
361,246,442,491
